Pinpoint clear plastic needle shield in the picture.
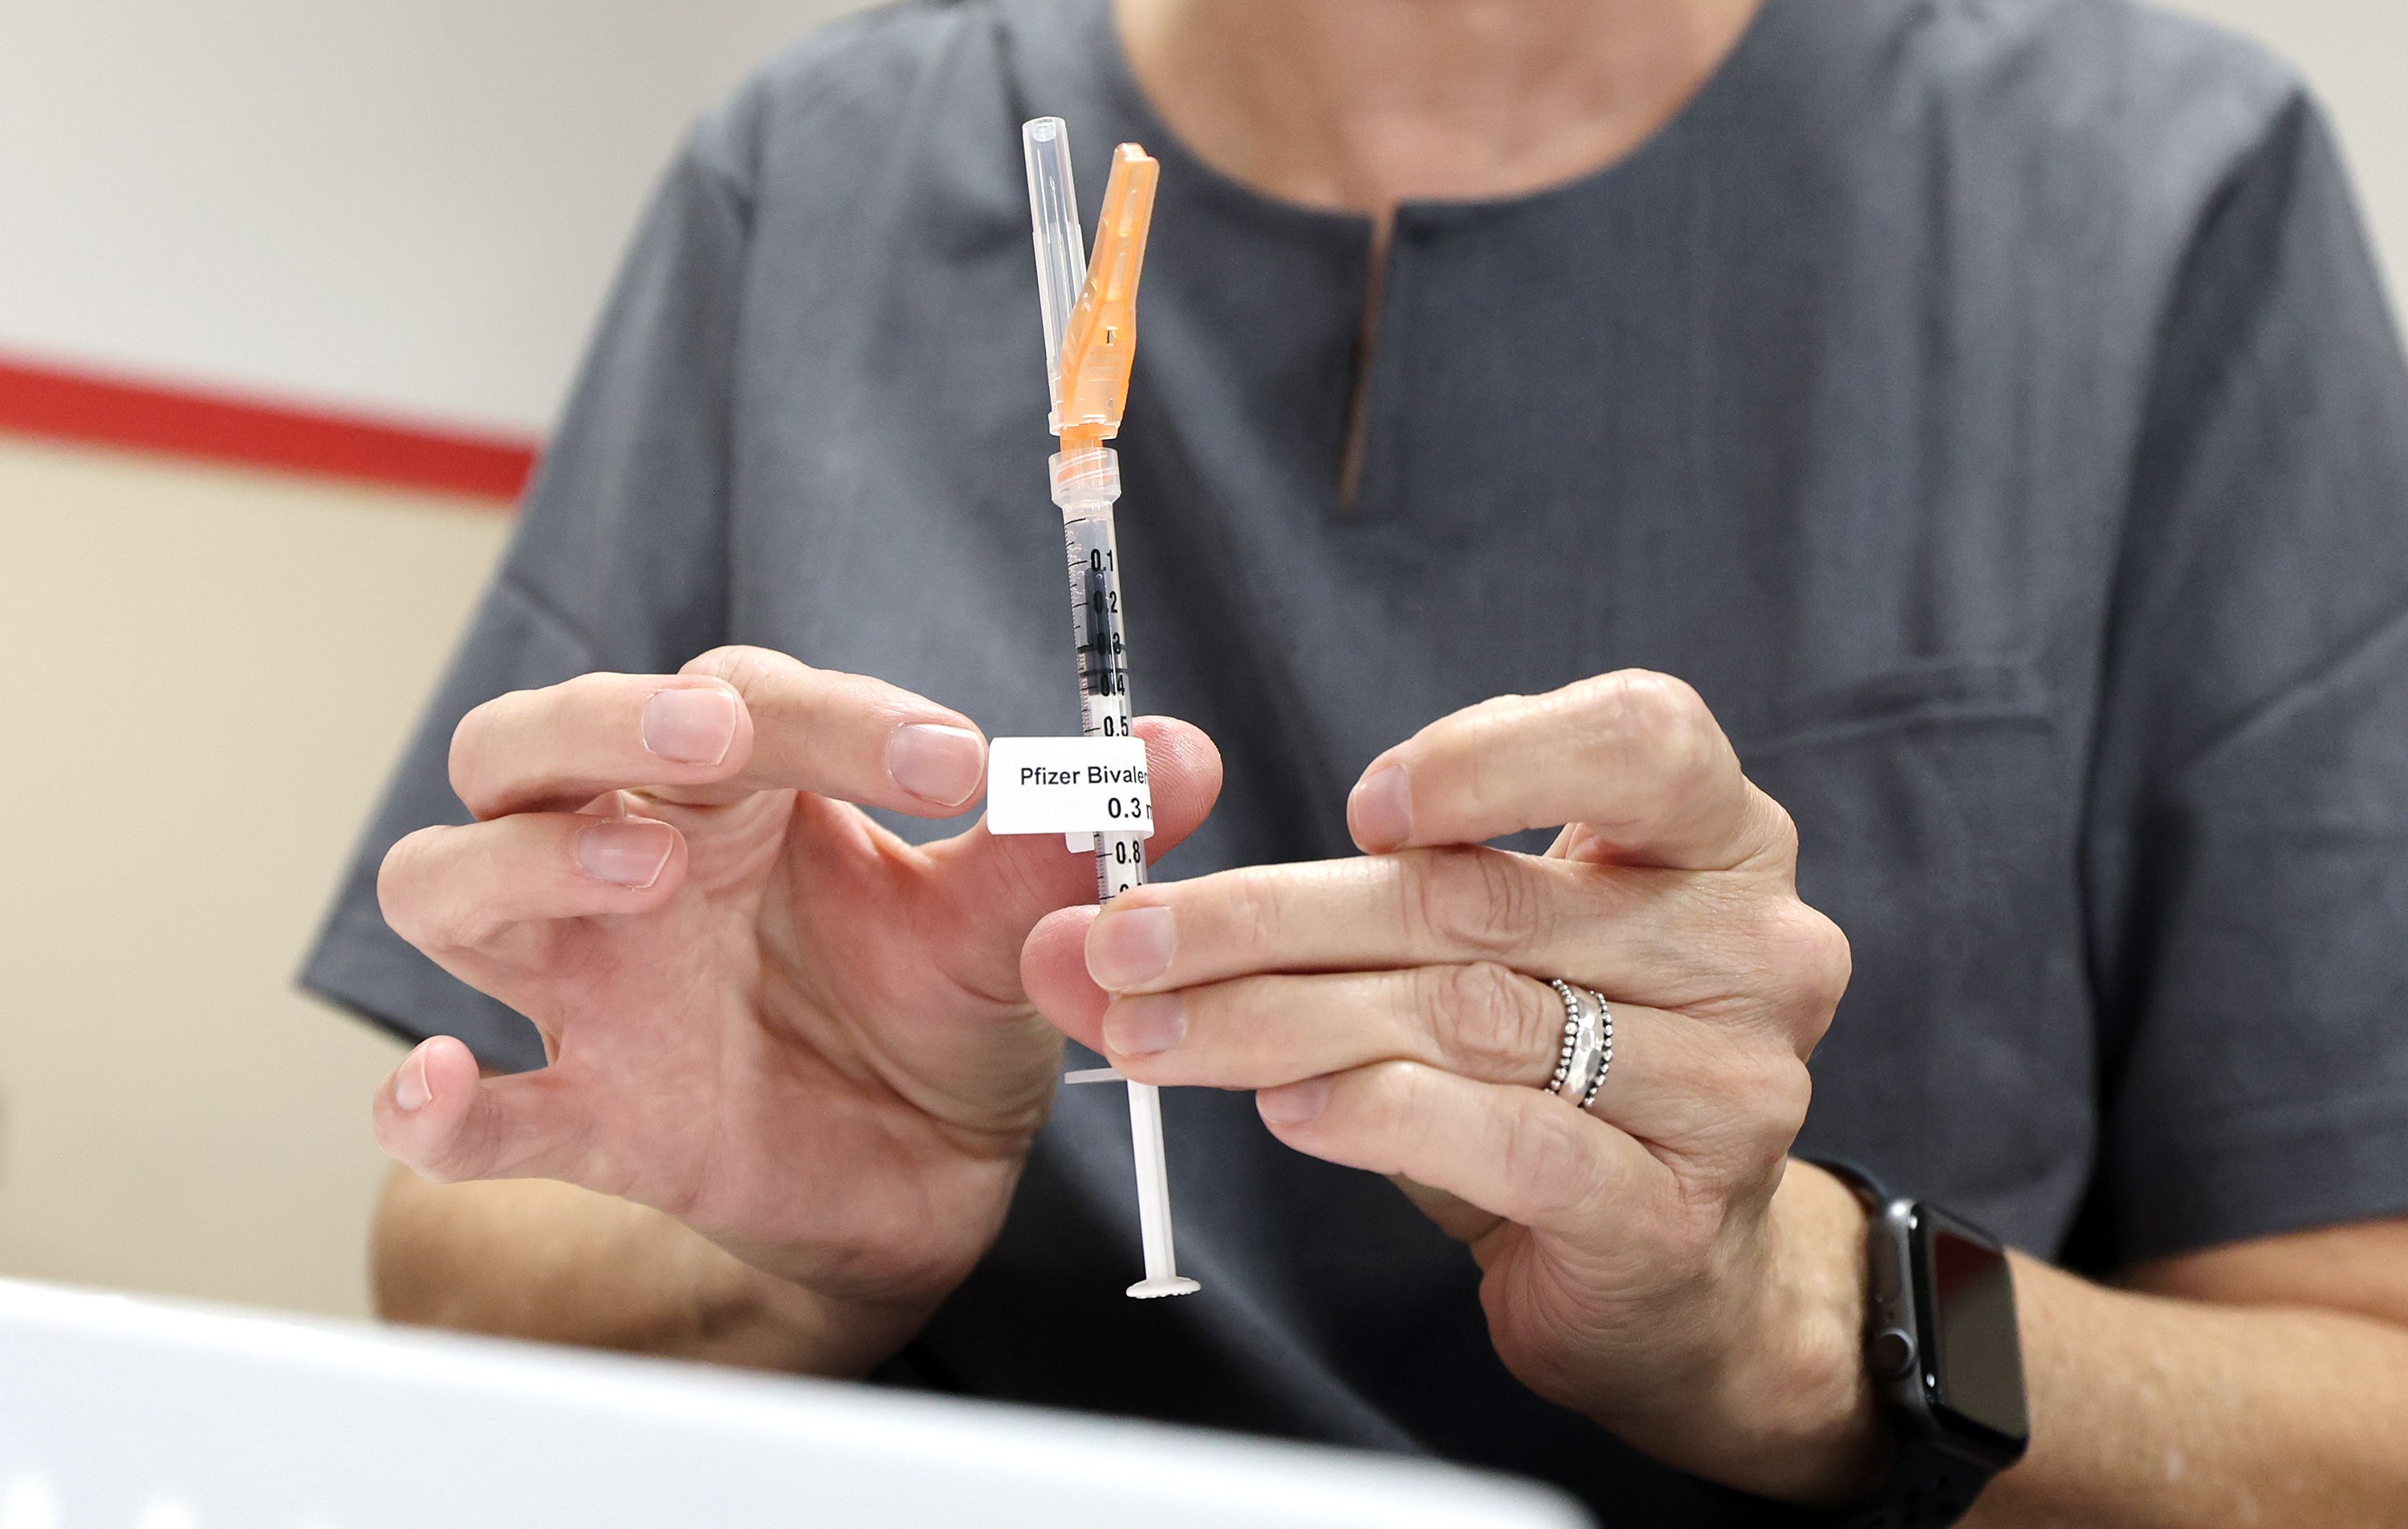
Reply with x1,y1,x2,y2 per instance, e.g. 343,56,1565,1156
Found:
1014,117,1196,1299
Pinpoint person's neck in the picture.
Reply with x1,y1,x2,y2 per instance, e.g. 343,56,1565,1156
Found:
1114,0,1767,219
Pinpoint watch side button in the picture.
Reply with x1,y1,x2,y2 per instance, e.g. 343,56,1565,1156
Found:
1868,1328,1918,1381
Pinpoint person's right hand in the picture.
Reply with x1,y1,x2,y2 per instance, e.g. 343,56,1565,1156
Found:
370,645,1222,1367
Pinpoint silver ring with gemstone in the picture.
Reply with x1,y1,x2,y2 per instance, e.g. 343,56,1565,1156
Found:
1575,989,1614,1110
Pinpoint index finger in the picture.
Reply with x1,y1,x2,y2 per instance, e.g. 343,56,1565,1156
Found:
449,645,986,819
1345,670,1788,871
685,645,988,811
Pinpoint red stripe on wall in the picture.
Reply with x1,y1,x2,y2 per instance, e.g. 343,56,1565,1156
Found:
0,353,539,502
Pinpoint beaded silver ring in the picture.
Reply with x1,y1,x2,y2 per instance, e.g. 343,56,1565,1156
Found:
1547,980,1606,1106
1544,978,1583,1093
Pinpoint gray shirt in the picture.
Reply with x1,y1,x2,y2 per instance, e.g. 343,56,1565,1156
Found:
303,0,2408,1518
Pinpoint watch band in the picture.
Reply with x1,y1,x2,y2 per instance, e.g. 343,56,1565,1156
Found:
1806,1154,1891,1207
1830,1442,1999,1529
1702,1433,1999,1529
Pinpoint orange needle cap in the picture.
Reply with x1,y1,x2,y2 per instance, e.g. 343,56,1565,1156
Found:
1056,143,1159,451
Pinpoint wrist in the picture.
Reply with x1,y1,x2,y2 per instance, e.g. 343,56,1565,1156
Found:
724,1158,1030,1377
720,1264,952,1379
1692,1162,1892,1503
1743,1165,1888,1503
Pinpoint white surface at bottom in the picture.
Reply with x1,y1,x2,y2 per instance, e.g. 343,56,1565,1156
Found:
0,1277,1589,1529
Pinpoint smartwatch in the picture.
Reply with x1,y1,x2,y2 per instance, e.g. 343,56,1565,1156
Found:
1797,1158,2032,1528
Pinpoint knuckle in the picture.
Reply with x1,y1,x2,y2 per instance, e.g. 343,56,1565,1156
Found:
1218,870,1291,957
1609,669,1707,744
1742,1049,1815,1160
1759,900,1853,1023
445,696,511,811
377,825,504,954
377,1107,475,1184
557,670,620,704
448,674,616,815
1586,670,1723,803
1806,914,1853,1017
409,1145,474,1185
1678,1043,1812,1188
1434,962,1548,1079
1771,1059,1815,1148
376,828,446,945
1404,849,1548,958
1609,668,1707,730
552,669,625,727
1740,895,1809,978
1756,794,1803,866
685,646,808,724
423,1127,498,1185
683,644,799,689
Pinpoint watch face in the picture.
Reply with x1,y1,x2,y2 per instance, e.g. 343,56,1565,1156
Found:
1914,1208,2031,1450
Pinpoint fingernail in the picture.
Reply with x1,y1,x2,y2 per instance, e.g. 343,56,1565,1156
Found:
578,819,676,887
889,723,986,807
1257,1076,1332,1126
1087,905,1175,990
642,686,738,765
1350,764,1413,851
394,1046,433,1112
1103,993,1186,1056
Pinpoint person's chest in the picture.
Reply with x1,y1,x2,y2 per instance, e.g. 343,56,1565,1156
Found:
721,131,2159,1248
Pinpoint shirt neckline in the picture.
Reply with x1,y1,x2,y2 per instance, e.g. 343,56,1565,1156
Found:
1073,0,1797,241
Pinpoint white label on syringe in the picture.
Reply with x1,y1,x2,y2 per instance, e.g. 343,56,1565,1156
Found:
986,737,1155,839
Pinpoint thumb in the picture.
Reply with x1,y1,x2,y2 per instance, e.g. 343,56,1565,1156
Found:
1021,903,1109,1054
372,1036,589,1185
923,716,1222,958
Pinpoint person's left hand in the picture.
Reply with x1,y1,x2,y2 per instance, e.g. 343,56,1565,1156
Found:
1023,671,1884,1503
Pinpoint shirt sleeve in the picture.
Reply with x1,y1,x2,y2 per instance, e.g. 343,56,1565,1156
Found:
297,103,757,1072
2077,91,2408,1268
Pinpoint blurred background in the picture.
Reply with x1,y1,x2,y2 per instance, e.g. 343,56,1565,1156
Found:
0,0,2400,1322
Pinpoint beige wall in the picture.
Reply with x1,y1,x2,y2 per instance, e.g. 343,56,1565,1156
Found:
0,437,506,1316
0,0,861,430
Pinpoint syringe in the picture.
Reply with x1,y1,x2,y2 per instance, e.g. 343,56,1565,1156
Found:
1022,117,1198,1299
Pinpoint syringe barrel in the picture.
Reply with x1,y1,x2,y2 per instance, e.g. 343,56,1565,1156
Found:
1052,446,1144,904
